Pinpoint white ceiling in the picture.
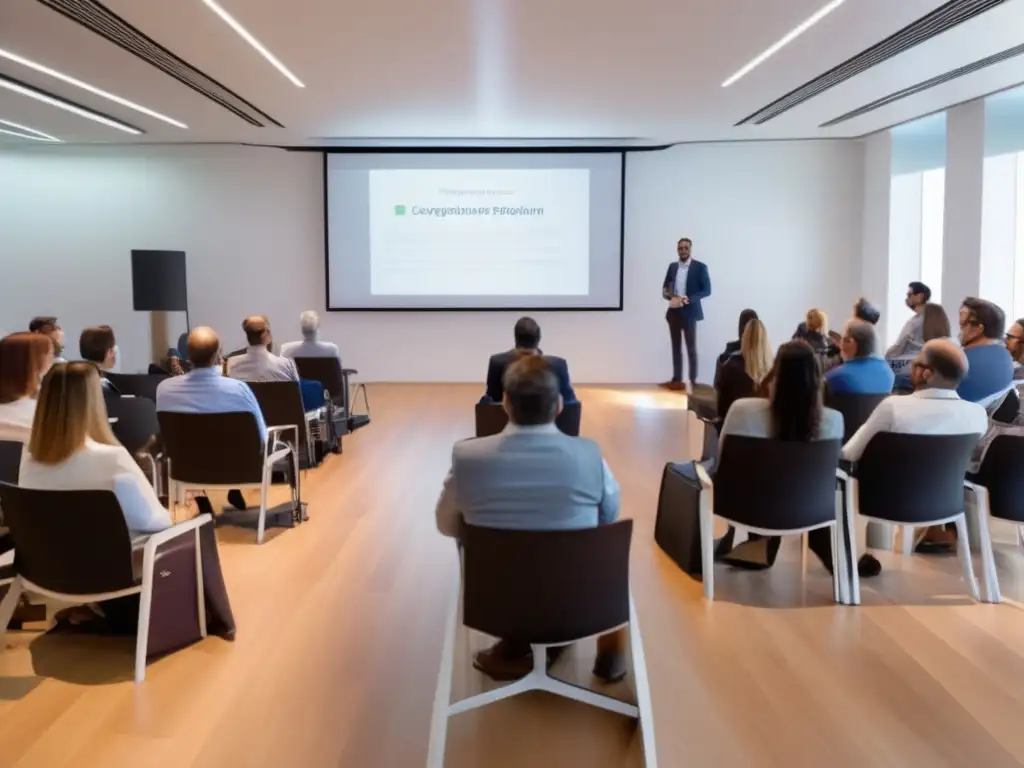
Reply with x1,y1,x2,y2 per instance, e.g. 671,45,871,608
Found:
0,0,1023,146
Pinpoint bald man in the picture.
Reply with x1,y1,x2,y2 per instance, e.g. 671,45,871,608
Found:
156,327,267,444
841,339,986,463
226,315,298,383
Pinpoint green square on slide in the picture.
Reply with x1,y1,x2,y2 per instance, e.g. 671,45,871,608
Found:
394,204,407,215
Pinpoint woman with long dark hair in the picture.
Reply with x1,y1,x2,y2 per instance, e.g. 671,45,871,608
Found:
716,340,881,576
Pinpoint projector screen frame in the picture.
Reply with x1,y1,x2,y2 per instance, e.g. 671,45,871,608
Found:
321,149,627,312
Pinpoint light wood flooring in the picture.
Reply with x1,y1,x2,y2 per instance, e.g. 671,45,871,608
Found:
3,384,1024,767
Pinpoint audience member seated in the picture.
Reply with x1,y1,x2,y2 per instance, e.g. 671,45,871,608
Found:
957,298,1014,406
843,339,987,552
157,327,268,515
481,317,576,405
853,297,881,326
19,363,172,537
1008,316,1024,381
713,341,881,577
281,310,342,363
825,319,895,395
714,308,758,385
79,325,122,404
436,356,622,683
890,303,951,390
885,281,931,359
793,308,841,371
227,316,299,383
29,315,65,363
716,317,772,425
0,332,53,443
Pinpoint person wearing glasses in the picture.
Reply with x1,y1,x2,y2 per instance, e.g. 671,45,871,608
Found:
1008,317,1024,381
29,316,65,363
957,298,1014,407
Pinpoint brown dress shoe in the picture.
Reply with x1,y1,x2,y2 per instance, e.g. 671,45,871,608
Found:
659,381,685,391
473,639,532,681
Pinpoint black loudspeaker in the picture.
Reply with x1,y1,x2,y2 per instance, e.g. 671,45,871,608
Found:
131,250,187,312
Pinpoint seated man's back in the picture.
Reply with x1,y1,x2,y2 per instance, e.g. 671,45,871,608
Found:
281,310,342,363
484,351,575,404
227,315,298,383
825,319,894,395
451,427,612,532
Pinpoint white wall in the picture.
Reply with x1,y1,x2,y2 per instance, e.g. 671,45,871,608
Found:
0,141,864,382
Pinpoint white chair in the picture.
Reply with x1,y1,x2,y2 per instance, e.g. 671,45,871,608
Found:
837,432,985,605
428,520,656,767
158,411,300,544
695,437,850,603
0,482,212,683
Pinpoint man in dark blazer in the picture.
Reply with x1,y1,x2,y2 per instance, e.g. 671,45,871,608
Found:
662,237,712,391
481,317,577,404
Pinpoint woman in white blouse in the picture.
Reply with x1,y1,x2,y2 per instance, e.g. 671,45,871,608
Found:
0,332,53,443
19,362,171,537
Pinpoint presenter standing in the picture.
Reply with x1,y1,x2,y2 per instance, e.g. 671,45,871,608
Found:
661,237,711,391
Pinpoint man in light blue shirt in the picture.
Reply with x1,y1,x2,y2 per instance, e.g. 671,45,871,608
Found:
825,318,895,395
156,327,267,443
157,327,269,515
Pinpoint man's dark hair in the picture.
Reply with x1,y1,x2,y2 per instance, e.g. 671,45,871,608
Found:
908,282,931,302
678,237,692,245
738,309,758,339
854,298,880,325
504,356,559,426
29,316,58,333
513,316,541,350
962,298,1005,340
242,315,269,346
79,325,115,364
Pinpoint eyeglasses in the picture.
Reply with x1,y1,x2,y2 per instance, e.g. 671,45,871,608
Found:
1008,333,1022,342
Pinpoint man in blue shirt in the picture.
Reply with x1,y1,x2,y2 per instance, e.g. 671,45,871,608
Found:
958,298,1015,406
825,318,895,395
157,327,268,514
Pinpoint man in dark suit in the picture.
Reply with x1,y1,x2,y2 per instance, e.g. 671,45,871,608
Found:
662,237,712,391
481,317,577,404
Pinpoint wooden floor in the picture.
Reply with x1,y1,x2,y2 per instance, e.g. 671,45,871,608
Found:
4,384,1024,767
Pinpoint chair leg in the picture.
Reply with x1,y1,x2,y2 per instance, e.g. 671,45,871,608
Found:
0,577,24,638
843,490,860,606
801,533,809,580
830,524,841,604
901,525,915,556
257,466,270,545
699,503,714,601
426,570,460,768
194,528,207,638
629,595,658,767
954,515,980,601
134,573,154,683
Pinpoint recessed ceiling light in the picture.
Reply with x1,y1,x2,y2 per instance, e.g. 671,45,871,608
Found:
722,0,847,88
0,76,143,135
0,118,60,141
0,48,187,129
202,0,305,88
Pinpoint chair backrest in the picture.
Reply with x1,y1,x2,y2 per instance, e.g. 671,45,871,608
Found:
246,381,310,456
461,519,632,645
972,434,1024,522
106,396,161,455
293,357,344,402
103,372,169,402
991,388,1021,425
855,432,980,523
824,391,889,443
474,402,583,438
0,483,135,594
0,440,23,485
713,437,843,530
158,411,264,484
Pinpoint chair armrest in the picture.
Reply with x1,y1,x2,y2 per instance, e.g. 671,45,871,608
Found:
963,479,985,495
341,368,358,376
141,513,213,561
694,463,714,490
836,467,851,484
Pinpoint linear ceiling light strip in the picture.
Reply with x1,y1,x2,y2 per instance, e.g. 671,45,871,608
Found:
735,0,1007,125
34,0,284,127
0,117,60,140
0,73,142,134
201,0,305,88
822,43,1024,127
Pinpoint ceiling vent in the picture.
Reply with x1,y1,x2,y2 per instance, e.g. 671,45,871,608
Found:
35,0,283,127
736,0,1009,125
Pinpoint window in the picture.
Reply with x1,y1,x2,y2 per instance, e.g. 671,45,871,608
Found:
980,151,1024,323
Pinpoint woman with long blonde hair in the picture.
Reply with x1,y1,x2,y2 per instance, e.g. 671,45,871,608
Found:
20,363,171,536
716,318,773,423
